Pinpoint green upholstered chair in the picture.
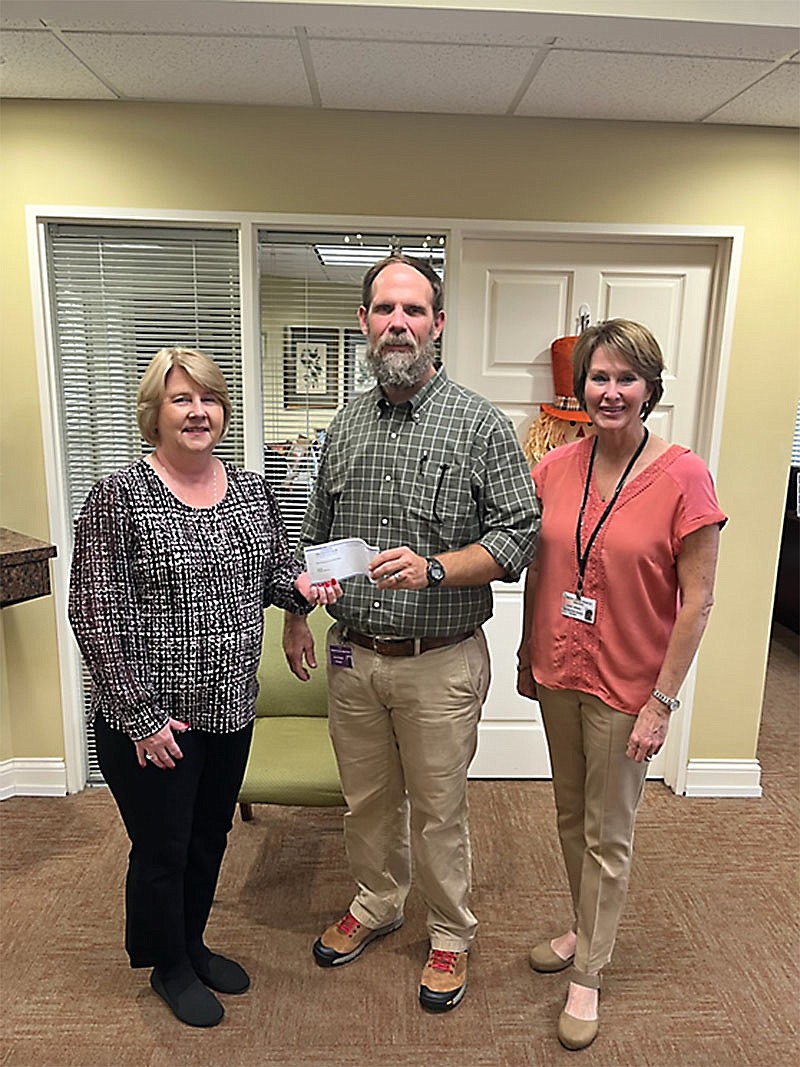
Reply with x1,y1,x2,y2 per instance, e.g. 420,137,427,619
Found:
238,606,344,820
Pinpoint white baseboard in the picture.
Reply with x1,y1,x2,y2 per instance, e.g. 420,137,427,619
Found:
0,755,764,799
683,758,762,797
0,757,68,800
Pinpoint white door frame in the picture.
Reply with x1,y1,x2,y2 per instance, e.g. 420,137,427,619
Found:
27,208,742,796
444,220,742,794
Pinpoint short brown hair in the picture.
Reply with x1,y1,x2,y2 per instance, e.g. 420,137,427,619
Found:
136,347,232,446
361,254,444,317
572,319,664,422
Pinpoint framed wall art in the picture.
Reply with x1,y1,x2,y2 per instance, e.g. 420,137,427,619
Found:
283,326,340,408
344,328,376,401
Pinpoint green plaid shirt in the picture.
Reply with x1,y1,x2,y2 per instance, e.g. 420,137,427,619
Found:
298,366,540,637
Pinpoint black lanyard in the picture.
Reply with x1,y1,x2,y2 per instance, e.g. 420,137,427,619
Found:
574,428,649,596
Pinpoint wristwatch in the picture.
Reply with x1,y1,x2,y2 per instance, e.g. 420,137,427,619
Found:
425,556,446,588
652,688,680,713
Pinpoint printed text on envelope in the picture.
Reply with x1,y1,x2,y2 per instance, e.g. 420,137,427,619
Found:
304,538,379,583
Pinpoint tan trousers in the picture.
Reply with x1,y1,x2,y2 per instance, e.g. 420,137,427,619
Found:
326,625,491,951
538,685,648,976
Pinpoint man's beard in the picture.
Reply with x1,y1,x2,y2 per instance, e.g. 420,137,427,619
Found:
366,332,437,391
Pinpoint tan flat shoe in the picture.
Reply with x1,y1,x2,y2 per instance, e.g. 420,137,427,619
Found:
528,938,575,973
558,972,601,1051
558,1009,599,1050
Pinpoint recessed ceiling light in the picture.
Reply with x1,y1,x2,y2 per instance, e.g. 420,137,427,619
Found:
315,242,445,273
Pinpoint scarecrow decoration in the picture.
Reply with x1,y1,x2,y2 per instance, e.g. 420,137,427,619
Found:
523,335,595,467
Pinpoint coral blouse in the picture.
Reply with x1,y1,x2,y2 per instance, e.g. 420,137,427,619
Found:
530,437,726,715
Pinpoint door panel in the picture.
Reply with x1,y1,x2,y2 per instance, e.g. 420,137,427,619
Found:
456,238,715,450
456,237,717,778
472,591,551,778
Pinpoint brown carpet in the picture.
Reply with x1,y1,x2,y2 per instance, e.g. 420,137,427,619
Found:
1,626,797,1067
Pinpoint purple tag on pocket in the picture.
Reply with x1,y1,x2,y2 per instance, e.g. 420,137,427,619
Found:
329,644,355,669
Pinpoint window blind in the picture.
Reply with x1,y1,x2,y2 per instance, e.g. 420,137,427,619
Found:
258,230,445,547
45,223,243,781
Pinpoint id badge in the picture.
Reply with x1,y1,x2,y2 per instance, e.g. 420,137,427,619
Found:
561,591,597,625
329,644,355,669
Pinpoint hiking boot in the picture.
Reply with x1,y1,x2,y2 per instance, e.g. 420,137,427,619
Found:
418,948,468,1012
312,910,403,967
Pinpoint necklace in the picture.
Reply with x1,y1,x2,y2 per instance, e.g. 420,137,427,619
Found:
152,452,218,507
151,452,226,552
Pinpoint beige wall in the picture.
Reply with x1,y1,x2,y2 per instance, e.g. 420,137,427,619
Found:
1,101,798,770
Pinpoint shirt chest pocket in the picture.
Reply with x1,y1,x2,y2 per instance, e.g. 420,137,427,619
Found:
407,458,477,545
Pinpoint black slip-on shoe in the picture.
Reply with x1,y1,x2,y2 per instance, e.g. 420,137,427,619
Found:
150,968,224,1027
193,952,250,995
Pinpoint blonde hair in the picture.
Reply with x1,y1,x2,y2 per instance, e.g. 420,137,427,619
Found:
136,347,232,446
572,319,664,422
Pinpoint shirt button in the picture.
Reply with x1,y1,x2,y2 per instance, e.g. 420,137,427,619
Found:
384,475,391,482
381,518,388,525
390,432,397,440
373,601,381,609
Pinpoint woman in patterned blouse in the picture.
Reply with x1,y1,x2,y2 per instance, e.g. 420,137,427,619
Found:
69,347,339,1029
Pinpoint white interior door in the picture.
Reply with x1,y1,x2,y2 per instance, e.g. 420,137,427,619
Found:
455,237,717,778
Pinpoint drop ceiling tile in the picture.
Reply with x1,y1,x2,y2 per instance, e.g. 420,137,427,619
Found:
310,22,551,48
554,23,797,60
0,29,116,98
705,62,800,127
517,50,774,123
1,9,44,29
63,32,311,105
0,0,295,35
312,40,535,114
1,2,797,126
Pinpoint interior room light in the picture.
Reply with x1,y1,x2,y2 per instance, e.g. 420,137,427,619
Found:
314,244,395,265
314,240,446,273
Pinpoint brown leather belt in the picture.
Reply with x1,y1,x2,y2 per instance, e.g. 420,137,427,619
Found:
345,629,474,657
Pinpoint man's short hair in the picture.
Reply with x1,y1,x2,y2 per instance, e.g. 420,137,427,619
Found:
361,254,444,317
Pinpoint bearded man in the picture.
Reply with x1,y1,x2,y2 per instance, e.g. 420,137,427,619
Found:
284,255,539,1012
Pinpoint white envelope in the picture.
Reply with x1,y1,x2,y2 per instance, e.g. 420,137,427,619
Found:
304,537,379,583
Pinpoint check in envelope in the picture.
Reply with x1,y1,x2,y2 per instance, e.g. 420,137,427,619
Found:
304,538,379,584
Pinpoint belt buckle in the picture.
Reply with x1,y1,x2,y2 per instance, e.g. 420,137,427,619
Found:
374,635,417,656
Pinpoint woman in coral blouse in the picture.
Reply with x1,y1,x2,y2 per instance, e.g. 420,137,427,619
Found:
517,320,726,1051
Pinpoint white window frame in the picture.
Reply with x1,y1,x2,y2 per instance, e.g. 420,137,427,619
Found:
26,208,742,795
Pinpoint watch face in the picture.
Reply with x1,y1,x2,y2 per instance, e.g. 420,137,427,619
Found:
427,557,445,586
653,689,679,712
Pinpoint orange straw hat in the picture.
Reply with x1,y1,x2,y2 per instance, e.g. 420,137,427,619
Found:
539,336,591,423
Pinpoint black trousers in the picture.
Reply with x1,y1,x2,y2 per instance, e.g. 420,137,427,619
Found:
95,713,253,969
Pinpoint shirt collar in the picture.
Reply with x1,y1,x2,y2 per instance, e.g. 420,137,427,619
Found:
375,362,447,421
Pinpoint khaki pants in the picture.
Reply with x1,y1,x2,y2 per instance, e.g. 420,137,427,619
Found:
326,625,491,951
538,685,648,976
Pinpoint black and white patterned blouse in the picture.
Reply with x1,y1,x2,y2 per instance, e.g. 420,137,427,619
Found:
69,459,308,740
